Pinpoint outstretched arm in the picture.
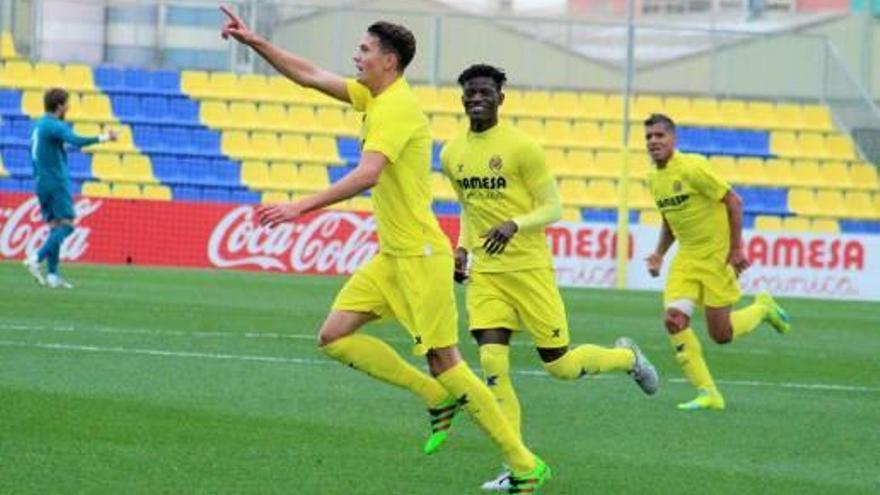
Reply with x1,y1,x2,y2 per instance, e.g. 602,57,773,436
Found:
220,5,349,103
51,122,116,148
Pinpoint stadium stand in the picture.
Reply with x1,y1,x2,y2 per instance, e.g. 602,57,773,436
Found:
0,39,878,233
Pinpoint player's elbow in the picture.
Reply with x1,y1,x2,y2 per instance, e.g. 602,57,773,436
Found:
724,190,743,211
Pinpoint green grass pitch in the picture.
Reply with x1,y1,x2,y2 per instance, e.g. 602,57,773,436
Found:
1,261,878,494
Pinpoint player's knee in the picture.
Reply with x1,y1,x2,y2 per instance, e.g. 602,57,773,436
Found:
709,326,733,345
664,311,689,334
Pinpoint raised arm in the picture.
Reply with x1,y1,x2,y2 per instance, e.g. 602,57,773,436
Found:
50,122,114,148
220,5,349,103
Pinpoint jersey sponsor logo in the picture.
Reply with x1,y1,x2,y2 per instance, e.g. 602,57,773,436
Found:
455,176,508,190
0,196,100,260
656,194,689,209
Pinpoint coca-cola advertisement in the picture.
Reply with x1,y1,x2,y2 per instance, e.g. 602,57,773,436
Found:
1,192,878,301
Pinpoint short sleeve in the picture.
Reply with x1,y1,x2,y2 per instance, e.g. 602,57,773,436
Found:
361,103,417,163
346,79,372,112
687,156,730,201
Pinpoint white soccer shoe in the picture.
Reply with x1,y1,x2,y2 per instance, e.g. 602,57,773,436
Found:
46,274,74,289
23,255,46,286
481,469,513,491
615,337,660,395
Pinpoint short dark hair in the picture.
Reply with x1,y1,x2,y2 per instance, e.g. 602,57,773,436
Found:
44,88,69,113
367,21,416,71
457,64,507,90
644,113,676,132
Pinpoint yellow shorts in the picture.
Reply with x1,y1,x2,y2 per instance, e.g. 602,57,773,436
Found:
467,268,569,348
664,253,741,309
332,253,459,355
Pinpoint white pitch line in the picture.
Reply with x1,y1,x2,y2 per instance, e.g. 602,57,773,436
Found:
0,339,878,394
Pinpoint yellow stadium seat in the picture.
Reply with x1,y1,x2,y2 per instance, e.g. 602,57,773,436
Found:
545,119,575,148
21,90,44,117
142,185,171,201
228,102,259,130
580,93,612,120
585,179,618,208
627,124,644,149
545,149,569,176
663,97,694,124
770,131,798,157
436,86,461,113
811,218,839,233
308,136,341,163
63,64,95,92
754,215,783,231
255,103,287,131
627,181,654,209
1,32,19,59
561,207,581,222
719,99,750,128
629,152,652,180
431,172,456,201
241,160,271,189
549,91,581,119
599,123,623,149
238,74,268,101
819,161,853,190
736,157,769,186
606,95,625,120
111,182,142,199
515,118,545,143
96,125,134,153
296,165,330,192
200,101,229,128
268,162,297,191
851,163,879,190
77,94,114,122
73,122,101,139
764,158,794,188
815,189,847,217
782,216,811,232
558,178,589,206
222,131,251,158
522,91,551,117
279,134,310,162
431,115,462,142
745,101,778,129
502,90,526,116
250,132,283,160
874,192,880,217
594,151,623,179
798,133,829,160
775,103,804,130
288,106,319,134
639,209,662,226
826,135,856,160
565,150,594,177
690,98,722,126
802,104,833,132
208,72,239,100
121,154,156,183
32,62,63,88
267,76,306,103
316,107,352,135
787,188,818,216
843,191,877,219
261,191,291,204
180,70,210,98
91,153,124,182
571,121,601,147
1,60,34,88
709,155,740,184
412,86,440,112
81,181,112,198
63,93,88,121
348,196,373,213
631,95,664,121
790,160,823,188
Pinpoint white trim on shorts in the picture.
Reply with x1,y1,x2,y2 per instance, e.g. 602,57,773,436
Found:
666,298,696,317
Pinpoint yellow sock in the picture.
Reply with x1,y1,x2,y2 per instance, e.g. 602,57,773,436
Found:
543,344,635,379
437,361,535,474
322,334,450,407
731,302,769,340
669,329,717,393
479,344,522,442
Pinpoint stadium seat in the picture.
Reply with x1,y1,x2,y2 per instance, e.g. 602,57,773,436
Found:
599,123,623,149
268,162,297,191
639,209,662,226
0,89,21,114
811,218,839,233
819,161,853,190
764,158,794,187
775,103,804,130
745,101,778,129
815,189,847,217
316,107,352,136
308,136,342,163
267,76,305,104
545,149,570,176
81,181,112,198
851,163,879,190
782,216,811,232
593,151,623,179
431,172,456,201
63,64,95,92
549,91,580,119
770,131,798,157
255,103,288,131
288,106,319,134
142,184,171,201
826,135,856,160
241,160,270,189
663,97,694,124
690,98,722,126
558,207,579,222
151,70,180,94
580,93,613,121
1,31,18,59
736,157,769,186
754,215,783,231
719,100,750,128
522,91,551,117
802,104,833,132
77,94,114,122
0,60,34,88
278,134,310,162
33,62,63,88
141,96,170,121
790,160,823,188
709,155,740,184
200,101,229,128
431,115,461,142
261,190,290,204
250,132,283,160
571,121,600,147
122,68,151,93
627,181,653,209
632,95,664,120
297,164,330,192
515,118,545,143
787,188,819,216
168,97,198,123
564,150,594,177
843,191,877,219
585,179,617,208
91,153,124,182
120,154,156,183
21,90,43,117
238,74,268,101
221,131,250,158
94,65,124,91
558,178,588,206
798,133,829,160
412,86,439,112
208,72,239,100
545,119,576,148
629,152,651,180
97,125,135,153
180,70,210,98
229,101,259,130
627,124,645,149
347,196,373,213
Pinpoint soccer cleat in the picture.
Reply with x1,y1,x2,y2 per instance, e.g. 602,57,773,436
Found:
23,256,46,286
615,337,660,395
677,389,725,411
423,397,460,455
508,456,551,494
46,274,74,289
757,291,791,334
481,468,512,491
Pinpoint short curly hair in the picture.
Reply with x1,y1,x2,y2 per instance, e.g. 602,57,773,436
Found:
457,64,507,90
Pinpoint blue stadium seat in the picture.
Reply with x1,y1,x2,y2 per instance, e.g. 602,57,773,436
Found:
712,129,743,155
69,180,83,195
132,124,161,150
432,201,460,215
743,213,756,229
432,141,444,171
737,130,770,157
172,185,203,201
737,186,788,216
167,97,199,123
230,188,260,204
191,128,220,154
94,66,124,91
68,152,91,180
328,165,355,183
336,137,361,164
142,96,169,121
581,208,638,223
112,95,141,119
151,70,180,94
0,177,20,191
10,118,31,144
840,220,880,234
123,68,151,93
0,90,22,115
202,186,232,203
3,148,31,175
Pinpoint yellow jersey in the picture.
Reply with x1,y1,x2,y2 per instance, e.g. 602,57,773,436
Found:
347,78,450,257
647,151,731,259
440,120,555,273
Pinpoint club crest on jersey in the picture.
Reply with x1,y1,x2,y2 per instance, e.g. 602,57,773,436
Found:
673,180,683,193
488,155,503,173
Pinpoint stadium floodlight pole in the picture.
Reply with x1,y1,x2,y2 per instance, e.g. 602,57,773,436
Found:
615,0,636,289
